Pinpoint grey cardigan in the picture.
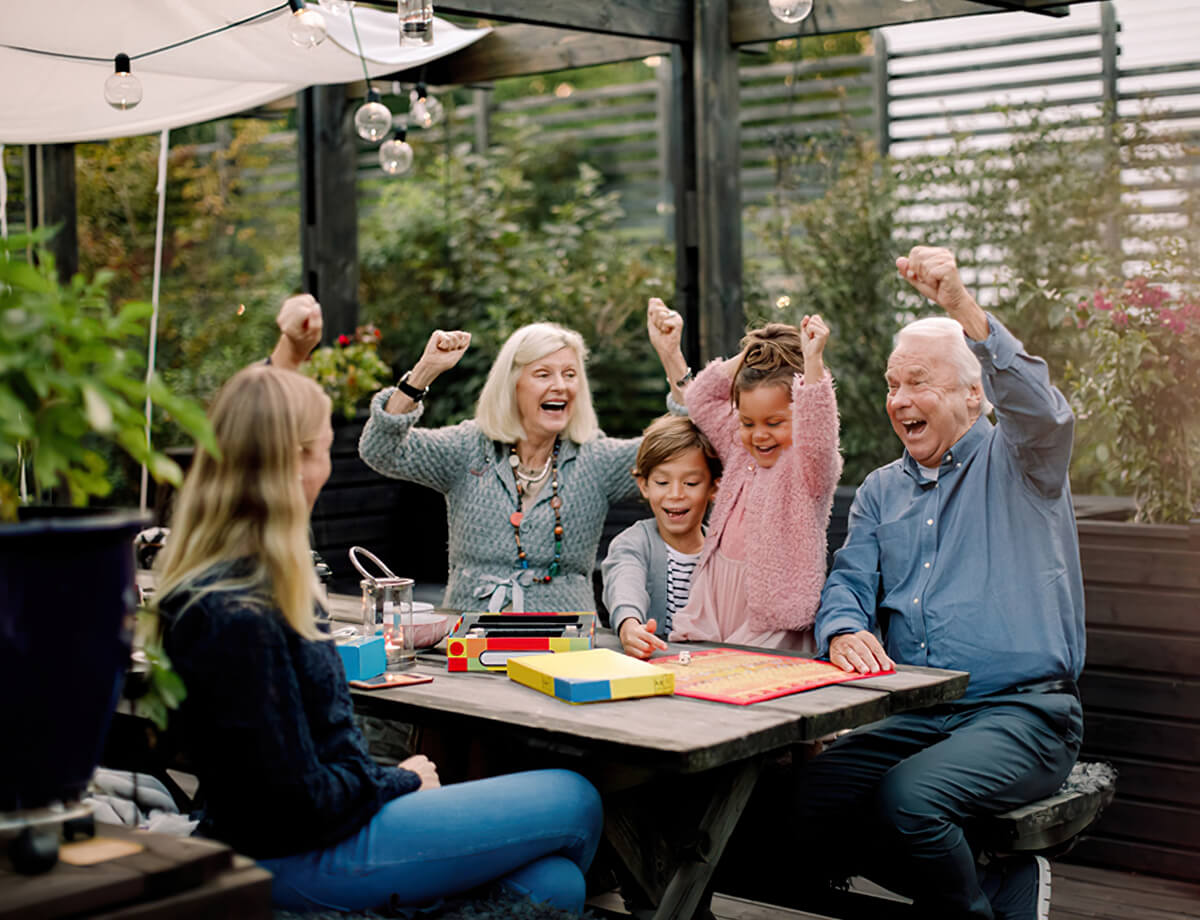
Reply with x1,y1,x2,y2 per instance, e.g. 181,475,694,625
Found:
601,517,670,639
358,388,642,612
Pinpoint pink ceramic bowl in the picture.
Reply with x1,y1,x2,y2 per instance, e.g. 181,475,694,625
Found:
411,609,452,649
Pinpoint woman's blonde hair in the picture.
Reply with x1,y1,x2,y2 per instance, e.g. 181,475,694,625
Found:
475,323,599,444
155,365,332,640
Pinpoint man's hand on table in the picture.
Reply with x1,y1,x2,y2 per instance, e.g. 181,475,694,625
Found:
829,631,895,674
400,754,441,790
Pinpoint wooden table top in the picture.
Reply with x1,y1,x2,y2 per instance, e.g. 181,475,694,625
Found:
351,632,968,775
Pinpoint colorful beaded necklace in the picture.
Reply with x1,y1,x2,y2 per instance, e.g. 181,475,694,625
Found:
507,438,564,583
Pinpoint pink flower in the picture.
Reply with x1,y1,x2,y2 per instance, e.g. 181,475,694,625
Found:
1112,310,1129,329
337,334,351,346
1159,309,1187,334
1093,291,1113,312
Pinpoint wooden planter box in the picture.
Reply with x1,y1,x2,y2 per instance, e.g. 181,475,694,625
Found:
309,413,448,597
1069,518,1200,882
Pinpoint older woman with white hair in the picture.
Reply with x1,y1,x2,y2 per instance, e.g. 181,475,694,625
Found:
359,317,689,613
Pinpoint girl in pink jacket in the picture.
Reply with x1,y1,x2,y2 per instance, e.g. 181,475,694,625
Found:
668,315,842,651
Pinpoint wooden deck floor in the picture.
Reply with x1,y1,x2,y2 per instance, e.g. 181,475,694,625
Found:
591,861,1200,920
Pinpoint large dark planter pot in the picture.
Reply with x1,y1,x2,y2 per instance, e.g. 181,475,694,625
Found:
1070,517,1200,883
0,508,149,811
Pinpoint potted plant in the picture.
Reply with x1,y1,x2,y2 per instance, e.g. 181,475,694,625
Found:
301,323,392,421
0,231,215,826
1063,265,1200,879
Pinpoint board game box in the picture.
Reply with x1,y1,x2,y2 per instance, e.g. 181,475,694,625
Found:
652,647,892,705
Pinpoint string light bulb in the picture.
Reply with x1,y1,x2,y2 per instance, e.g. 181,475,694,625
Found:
379,127,413,176
287,0,328,47
104,53,142,110
767,0,813,24
408,82,443,129
317,0,353,12
354,89,393,143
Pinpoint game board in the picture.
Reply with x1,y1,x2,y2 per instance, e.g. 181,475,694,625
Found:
653,647,891,705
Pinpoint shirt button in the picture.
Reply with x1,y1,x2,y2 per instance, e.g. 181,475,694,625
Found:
913,598,920,604
926,518,934,526
956,463,962,469
920,642,926,649
924,562,931,569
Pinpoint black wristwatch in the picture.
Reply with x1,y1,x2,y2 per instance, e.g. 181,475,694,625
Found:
397,371,429,402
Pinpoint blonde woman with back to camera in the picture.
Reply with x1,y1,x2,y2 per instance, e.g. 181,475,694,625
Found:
154,364,602,913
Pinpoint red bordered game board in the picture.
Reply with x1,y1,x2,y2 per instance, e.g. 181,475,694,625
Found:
653,647,893,705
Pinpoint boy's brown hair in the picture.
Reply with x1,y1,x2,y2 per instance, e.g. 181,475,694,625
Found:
634,415,722,482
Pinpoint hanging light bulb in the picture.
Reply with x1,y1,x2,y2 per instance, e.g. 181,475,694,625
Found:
409,83,443,129
767,0,813,24
104,53,143,111
287,0,328,47
354,89,393,143
380,128,414,176
398,0,434,47
317,0,353,12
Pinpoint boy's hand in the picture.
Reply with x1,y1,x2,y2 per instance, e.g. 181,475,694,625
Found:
619,617,668,659
647,298,683,356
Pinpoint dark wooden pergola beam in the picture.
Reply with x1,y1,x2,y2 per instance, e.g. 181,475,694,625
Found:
729,0,1097,45
395,26,673,84
359,0,692,43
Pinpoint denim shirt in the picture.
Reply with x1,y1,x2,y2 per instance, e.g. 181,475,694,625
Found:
816,315,1086,697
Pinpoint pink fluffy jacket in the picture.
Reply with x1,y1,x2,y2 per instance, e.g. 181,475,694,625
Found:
686,358,842,632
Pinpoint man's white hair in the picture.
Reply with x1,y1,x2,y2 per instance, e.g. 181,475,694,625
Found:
893,317,993,416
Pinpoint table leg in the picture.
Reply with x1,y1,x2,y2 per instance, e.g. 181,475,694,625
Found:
602,758,763,920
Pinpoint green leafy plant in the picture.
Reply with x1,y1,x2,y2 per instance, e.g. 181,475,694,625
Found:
747,132,922,485
0,231,218,521
131,609,188,731
302,324,393,419
359,125,678,437
1068,270,1200,523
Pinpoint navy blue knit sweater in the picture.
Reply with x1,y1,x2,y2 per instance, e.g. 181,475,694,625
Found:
160,577,420,858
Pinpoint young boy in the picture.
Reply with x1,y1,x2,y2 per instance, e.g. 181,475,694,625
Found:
602,415,721,658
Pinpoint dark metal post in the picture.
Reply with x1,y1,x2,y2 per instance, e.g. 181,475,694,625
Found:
873,29,891,157
24,143,78,283
298,85,359,339
666,46,701,367
473,87,491,153
694,0,744,361
1099,1,1121,262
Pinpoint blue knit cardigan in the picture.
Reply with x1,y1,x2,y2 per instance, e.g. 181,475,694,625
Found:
359,388,645,612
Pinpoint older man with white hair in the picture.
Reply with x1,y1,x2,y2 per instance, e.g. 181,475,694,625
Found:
796,247,1085,920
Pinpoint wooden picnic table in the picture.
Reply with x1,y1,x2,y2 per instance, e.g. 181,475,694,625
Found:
350,627,968,920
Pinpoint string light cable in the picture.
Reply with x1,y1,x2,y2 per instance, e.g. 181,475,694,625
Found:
0,1,331,111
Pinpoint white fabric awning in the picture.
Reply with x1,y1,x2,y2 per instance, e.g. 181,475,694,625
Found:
0,2,488,144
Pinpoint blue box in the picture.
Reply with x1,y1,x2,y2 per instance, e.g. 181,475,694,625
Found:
336,635,387,681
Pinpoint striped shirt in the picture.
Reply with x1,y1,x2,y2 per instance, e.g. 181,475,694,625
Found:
664,544,701,633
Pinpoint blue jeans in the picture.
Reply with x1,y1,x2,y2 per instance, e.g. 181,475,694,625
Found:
793,692,1082,919
260,768,602,913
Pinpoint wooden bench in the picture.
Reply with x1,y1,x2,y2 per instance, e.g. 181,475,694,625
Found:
973,760,1118,858
713,761,1117,919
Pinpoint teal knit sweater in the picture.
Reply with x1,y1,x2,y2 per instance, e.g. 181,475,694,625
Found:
359,388,643,612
